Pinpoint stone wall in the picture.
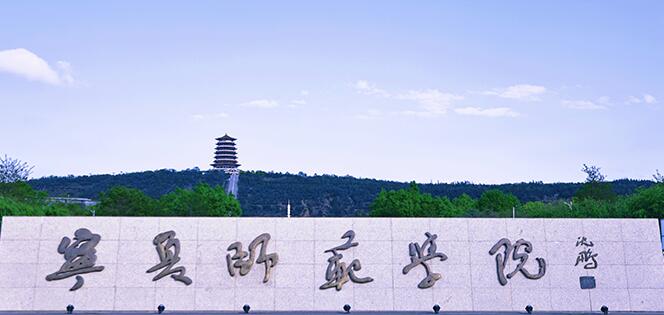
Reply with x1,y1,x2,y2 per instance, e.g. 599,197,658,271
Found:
0,217,662,311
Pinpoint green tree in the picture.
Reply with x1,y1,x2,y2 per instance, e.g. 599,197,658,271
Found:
0,181,47,202
159,183,241,217
520,197,631,219
452,193,476,213
96,186,158,216
0,180,88,225
627,183,664,218
370,182,419,217
476,189,520,217
369,189,406,217
572,198,613,218
575,182,617,201
520,201,571,218
575,164,616,201
370,182,464,217
0,155,34,183
0,195,87,225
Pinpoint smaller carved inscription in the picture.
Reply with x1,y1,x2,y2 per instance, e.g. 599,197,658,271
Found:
575,236,598,270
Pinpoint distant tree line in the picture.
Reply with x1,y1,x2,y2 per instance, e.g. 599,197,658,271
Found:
2,154,661,218
96,184,241,217
27,168,655,217
370,183,664,218
0,155,241,227
0,181,241,219
370,165,664,218
0,181,89,218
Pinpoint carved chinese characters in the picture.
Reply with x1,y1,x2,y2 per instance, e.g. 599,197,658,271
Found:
575,236,598,289
147,231,192,285
9,216,664,313
402,232,447,289
226,233,279,283
489,238,546,286
319,230,373,290
45,228,105,291
575,236,598,269
43,224,559,292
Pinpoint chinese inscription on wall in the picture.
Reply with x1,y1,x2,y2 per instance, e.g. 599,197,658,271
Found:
489,238,546,286
44,227,580,290
45,228,105,291
147,230,192,285
575,236,598,289
575,236,598,269
320,230,373,290
402,232,447,289
226,233,279,283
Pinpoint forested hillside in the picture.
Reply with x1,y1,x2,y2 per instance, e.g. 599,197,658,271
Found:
28,169,654,217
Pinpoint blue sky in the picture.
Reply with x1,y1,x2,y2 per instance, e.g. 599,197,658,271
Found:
0,1,662,184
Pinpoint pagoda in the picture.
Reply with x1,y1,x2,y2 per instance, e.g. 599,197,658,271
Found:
211,134,240,198
211,134,240,172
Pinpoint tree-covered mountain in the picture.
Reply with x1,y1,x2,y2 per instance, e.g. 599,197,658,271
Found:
28,169,655,217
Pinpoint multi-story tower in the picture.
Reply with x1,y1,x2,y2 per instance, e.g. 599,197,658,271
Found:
211,134,240,198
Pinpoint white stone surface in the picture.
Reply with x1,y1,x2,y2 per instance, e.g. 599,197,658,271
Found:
113,287,155,311
511,288,552,311
550,288,590,310
433,287,473,310
0,216,662,311
194,287,234,311
629,288,664,311
590,288,631,311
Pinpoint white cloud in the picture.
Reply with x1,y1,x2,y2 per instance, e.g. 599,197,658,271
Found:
644,94,657,104
627,94,657,104
398,110,438,118
627,96,641,104
483,84,547,101
562,99,607,110
397,89,464,115
353,80,530,118
240,99,279,108
0,48,74,86
454,107,520,117
354,80,390,97
287,99,306,108
352,80,464,116
56,61,75,85
191,112,229,120
300,90,310,96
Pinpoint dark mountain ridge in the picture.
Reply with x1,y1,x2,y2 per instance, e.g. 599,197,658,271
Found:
28,169,655,217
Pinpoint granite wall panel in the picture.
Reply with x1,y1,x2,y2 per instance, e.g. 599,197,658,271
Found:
0,217,662,311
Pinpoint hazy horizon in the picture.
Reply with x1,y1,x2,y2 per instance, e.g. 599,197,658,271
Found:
1,1,662,184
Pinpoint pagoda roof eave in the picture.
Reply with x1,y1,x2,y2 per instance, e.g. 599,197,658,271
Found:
215,134,237,141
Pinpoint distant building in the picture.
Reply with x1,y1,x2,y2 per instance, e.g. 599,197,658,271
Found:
211,134,240,171
47,197,97,207
211,134,240,198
